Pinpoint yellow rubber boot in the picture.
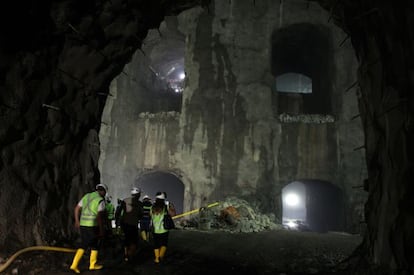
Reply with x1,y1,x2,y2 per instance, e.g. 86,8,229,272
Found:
159,246,167,260
154,249,160,263
141,231,147,241
89,250,103,270
70,248,84,273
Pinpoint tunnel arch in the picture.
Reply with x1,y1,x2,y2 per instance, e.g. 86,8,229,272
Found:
135,170,185,215
282,179,345,233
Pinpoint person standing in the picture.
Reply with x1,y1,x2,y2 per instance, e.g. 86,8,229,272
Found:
151,192,175,263
114,198,123,235
105,195,115,233
70,183,108,273
118,187,143,261
162,191,176,217
140,195,152,242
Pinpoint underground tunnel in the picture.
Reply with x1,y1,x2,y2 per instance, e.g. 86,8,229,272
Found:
135,171,185,215
0,0,413,275
282,180,345,233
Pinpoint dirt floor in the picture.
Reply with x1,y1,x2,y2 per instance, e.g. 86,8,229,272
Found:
0,228,362,275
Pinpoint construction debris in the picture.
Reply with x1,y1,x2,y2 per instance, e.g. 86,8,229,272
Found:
178,197,282,233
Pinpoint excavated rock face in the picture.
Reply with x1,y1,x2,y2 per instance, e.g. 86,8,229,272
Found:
100,1,366,235
320,1,413,274
0,1,412,274
0,0,199,250
336,3,414,274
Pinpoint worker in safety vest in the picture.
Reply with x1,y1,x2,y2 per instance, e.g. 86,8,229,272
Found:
151,192,176,263
70,183,107,273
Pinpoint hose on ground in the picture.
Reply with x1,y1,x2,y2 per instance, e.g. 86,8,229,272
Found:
0,246,76,273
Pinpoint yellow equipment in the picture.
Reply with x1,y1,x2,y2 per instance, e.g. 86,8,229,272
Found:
0,246,76,273
172,202,220,220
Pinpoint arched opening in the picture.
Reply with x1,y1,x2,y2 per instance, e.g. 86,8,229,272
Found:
143,16,186,110
276,73,312,94
271,23,333,115
98,16,185,202
282,180,344,233
282,181,307,230
136,171,185,215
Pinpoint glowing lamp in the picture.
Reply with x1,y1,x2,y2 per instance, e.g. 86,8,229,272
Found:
284,193,299,207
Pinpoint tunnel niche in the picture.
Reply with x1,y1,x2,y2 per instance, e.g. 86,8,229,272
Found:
282,180,344,233
271,23,333,115
135,171,184,215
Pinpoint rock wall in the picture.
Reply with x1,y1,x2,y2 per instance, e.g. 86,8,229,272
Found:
0,0,412,273
100,0,366,232
337,2,414,273
0,0,187,250
100,110,181,200
176,0,366,229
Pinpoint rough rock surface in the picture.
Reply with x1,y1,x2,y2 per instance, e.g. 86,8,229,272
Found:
0,0,413,274
99,0,366,236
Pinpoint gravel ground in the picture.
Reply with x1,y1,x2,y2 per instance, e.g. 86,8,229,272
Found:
0,229,362,275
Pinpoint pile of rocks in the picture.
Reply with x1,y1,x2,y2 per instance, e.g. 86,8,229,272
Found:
181,197,282,233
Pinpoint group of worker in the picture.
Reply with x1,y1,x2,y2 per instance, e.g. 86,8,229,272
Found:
69,183,176,273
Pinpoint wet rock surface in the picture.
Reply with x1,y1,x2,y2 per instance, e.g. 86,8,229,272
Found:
0,229,361,275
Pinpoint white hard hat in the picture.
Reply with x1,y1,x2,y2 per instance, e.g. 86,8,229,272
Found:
156,193,165,200
143,195,150,200
131,187,141,195
96,183,108,193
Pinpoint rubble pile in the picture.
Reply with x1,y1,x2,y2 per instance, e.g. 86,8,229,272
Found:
180,197,282,233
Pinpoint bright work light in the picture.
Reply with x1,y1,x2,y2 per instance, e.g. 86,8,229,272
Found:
284,193,300,207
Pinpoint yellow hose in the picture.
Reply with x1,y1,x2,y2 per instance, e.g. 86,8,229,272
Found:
0,246,76,273
173,202,220,220
0,202,221,272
